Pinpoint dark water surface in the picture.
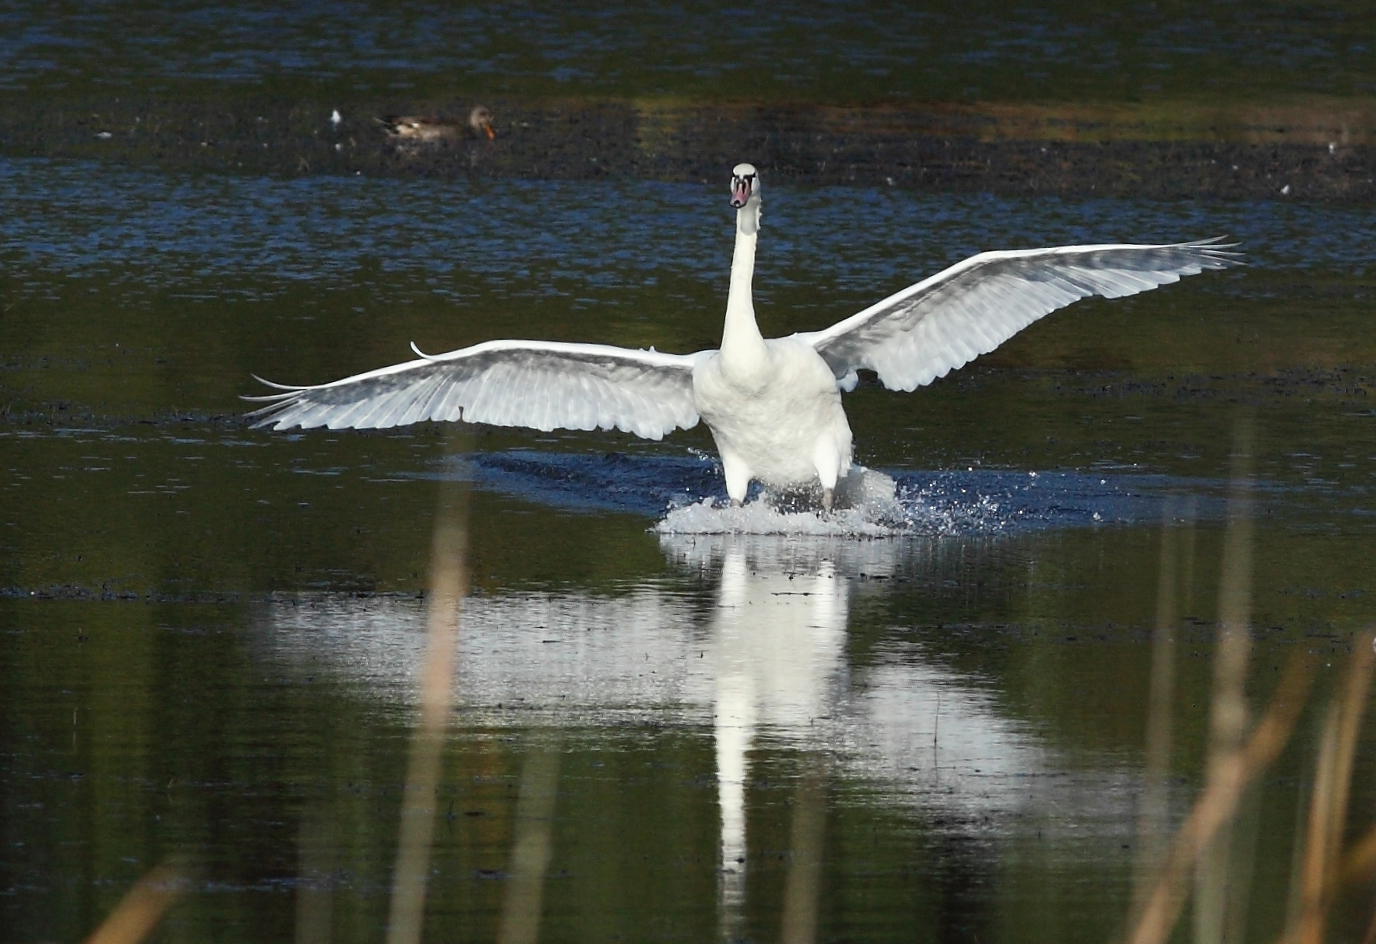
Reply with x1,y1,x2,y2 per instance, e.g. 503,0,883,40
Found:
4,5,1376,944
3,0,1374,103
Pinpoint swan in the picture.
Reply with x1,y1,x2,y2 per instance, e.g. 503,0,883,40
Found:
376,105,495,142
246,163,1240,509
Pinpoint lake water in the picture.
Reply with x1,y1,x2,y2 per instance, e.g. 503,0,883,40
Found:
3,4,1376,944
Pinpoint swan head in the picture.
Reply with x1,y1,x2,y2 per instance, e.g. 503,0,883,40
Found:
730,162,761,235
730,163,759,208
468,105,495,140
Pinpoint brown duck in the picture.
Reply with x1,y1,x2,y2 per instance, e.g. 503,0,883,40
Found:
376,105,495,142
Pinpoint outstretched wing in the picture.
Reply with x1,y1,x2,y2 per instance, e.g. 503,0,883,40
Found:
245,339,706,440
797,239,1242,392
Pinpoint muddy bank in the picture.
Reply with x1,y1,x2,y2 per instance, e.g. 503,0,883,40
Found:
2,94,1373,201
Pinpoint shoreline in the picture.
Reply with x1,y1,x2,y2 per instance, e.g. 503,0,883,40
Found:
2,93,1372,201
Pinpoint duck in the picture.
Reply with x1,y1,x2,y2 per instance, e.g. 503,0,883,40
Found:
246,163,1240,510
375,104,495,142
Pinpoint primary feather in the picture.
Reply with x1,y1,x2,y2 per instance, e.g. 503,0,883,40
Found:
246,340,702,441
798,239,1240,391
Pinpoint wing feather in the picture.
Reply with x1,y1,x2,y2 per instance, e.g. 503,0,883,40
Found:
245,339,705,440
799,239,1242,391
396,376,447,428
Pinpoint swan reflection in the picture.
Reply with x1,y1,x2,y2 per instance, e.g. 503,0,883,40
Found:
257,533,1144,930
682,538,851,929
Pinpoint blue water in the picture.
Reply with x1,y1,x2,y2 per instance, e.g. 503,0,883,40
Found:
1,157,1372,307
449,449,1226,535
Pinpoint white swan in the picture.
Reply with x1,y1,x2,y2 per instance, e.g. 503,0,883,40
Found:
246,163,1240,508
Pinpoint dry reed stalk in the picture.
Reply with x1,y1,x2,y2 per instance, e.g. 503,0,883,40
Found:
781,756,828,944
386,468,469,944
1195,417,1256,944
81,864,181,944
1283,631,1374,944
1345,831,1376,944
295,804,335,944
1340,822,1376,885
1132,508,1180,918
496,746,562,944
1125,653,1315,944
1284,719,1317,936
1178,497,1199,620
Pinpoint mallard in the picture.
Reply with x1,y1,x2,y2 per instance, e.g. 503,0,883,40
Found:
375,104,495,142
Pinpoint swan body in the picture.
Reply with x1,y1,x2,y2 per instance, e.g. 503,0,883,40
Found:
690,173,853,502
247,163,1241,508
694,333,853,502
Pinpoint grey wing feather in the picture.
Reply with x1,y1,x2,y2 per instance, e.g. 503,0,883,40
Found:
245,339,705,440
798,238,1242,391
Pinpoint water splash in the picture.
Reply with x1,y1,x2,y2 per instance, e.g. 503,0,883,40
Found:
656,467,904,536
451,450,1221,537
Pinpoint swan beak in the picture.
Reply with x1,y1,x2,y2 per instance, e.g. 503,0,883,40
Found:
483,122,495,140
730,175,752,208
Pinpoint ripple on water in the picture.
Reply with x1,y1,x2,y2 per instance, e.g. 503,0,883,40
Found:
0,158,1369,306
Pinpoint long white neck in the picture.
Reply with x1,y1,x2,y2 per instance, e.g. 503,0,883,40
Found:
720,198,768,375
